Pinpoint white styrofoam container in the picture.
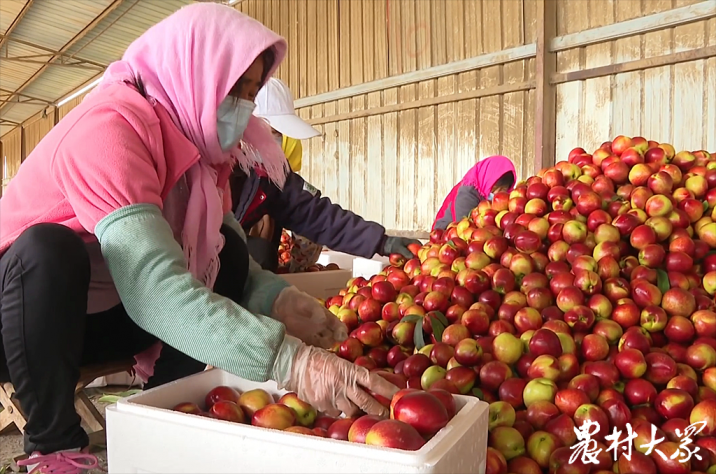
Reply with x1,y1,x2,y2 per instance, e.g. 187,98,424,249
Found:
279,269,352,299
353,255,390,279
317,250,356,271
107,369,488,474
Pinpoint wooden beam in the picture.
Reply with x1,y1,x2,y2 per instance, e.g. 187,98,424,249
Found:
0,57,103,70
0,0,123,117
0,0,35,52
551,0,715,52
305,81,535,126
294,44,537,108
0,97,49,106
534,0,558,175
552,45,716,84
0,36,107,68
66,0,140,63
0,88,52,104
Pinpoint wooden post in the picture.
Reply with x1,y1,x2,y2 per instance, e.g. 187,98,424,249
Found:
534,0,558,175
19,126,25,163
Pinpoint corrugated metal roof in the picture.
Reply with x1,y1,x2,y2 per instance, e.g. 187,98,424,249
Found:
0,0,26,33
1,0,200,136
9,1,115,51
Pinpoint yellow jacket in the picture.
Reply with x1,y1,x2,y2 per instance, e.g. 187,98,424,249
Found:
282,135,303,173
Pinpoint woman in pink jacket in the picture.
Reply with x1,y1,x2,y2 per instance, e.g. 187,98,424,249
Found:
0,5,395,472
432,156,517,230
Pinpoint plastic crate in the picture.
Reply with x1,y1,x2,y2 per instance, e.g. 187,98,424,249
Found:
106,369,488,474
279,269,353,300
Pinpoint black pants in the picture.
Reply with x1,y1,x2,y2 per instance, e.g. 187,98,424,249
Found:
246,236,279,273
0,223,249,454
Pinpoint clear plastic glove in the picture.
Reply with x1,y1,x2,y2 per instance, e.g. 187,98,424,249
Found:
275,337,401,418
381,235,421,259
271,286,348,349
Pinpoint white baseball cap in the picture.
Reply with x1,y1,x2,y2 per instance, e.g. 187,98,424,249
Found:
254,78,320,140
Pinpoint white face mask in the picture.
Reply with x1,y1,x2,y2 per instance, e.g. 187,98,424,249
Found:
217,97,256,152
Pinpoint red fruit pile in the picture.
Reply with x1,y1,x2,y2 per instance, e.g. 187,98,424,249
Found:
174,385,319,431
278,230,295,268
325,136,716,473
172,384,456,451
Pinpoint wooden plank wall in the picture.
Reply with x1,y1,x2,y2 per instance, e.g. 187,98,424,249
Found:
22,109,56,158
239,0,538,233
555,0,715,161
1,127,22,195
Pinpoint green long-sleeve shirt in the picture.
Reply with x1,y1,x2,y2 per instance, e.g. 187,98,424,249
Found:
95,203,294,381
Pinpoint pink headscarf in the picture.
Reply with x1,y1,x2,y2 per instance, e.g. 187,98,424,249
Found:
461,155,516,198
88,3,288,290
433,156,516,230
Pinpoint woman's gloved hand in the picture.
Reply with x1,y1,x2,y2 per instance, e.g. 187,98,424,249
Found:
271,286,348,349
381,236,421,259
274,336,401,418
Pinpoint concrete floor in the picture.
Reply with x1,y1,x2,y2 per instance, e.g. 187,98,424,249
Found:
0,387,129,473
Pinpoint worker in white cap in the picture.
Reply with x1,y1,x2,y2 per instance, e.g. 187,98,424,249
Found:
229,77,420,272
254,77,320,174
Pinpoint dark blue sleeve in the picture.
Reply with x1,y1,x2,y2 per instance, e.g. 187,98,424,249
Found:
453,185,482,221
268,172,387,259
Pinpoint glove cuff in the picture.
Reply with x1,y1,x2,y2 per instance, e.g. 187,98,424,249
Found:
271,334,304,389
378,234,389,256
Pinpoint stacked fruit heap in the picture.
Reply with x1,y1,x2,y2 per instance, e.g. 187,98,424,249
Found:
324,136,716,474
277,230,294,268
172,383,458,451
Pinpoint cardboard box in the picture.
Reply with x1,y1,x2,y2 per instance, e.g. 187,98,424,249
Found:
279,269,352,300
107,369,488,474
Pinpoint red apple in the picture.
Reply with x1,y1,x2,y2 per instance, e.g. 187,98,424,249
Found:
568,374,601,402
601,398,631,430
205,386,241,410
572,403,609,440
525,400,560,430
554,388,590,417
645,351,677,385
654,388,695,420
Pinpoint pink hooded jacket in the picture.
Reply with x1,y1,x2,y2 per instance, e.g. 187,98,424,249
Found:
433,156,516,230
0,4,290,381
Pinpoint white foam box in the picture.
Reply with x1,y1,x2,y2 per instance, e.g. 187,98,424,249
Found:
352,255,390,279
316,250,356,271
279,269,353,300
106,369,488,474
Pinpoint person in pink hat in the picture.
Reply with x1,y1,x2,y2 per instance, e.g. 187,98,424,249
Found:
433,156,517,231
231,77,421,272
0,5,396,472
